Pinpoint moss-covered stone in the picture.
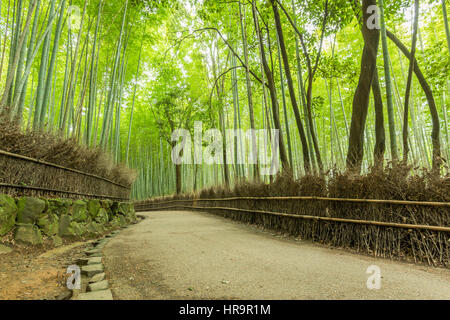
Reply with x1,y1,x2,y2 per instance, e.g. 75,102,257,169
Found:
66,221,80,237
126,204,136,223
95,208,109,224
0,195,18,236
42,199,49,213
86,221,104,235
108,217,120,229
118,202,129,215
116,215,127,227
58,214,73,237
17,197,46,224
105,207,114,221
87,200,101,219
66,221,88,237
100,200,113,209
126,211,137,224
51,235,63,247
48,199,69,216
69,200,88,222
37,213,59,236
110,202,119,216
15,224,43,245
77,223,88,237
2,196,134,241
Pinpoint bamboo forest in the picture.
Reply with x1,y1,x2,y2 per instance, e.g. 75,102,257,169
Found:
0,0,449,198
0,0,450,302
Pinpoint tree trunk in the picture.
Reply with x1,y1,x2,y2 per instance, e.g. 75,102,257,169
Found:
372,69,386,163
402,0,419,164
379,0,398,161
175,163,182,195
252,1,290,173
346,0,380,172
233,4,259,180
386,30,442,172
271,0,310,174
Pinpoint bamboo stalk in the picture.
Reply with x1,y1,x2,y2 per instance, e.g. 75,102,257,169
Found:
379,0,398,161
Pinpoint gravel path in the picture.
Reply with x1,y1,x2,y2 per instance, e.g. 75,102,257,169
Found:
103,211,450,300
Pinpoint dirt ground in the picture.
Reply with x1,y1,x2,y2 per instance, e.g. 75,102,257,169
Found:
0,233,93,300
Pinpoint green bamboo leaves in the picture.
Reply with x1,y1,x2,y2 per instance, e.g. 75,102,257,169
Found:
0,0,447,201
99,0,128,148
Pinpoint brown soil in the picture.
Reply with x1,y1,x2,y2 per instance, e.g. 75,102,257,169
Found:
0,234,93,300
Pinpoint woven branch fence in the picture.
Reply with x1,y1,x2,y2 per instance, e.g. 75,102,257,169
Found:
0,150,131,200
136,197,450,267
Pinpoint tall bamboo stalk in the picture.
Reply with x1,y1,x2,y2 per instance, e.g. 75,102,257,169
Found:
100,0,128,147
1,0,37,109
442,0,450,54
402,0,419,163
0,0,12,83
38,0,66,128
238,1,259,180
33,0,55,129
60,0,88,133
126,39,143,165
378,0,398,161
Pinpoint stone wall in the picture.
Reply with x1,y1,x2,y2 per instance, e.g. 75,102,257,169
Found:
0,195,136,246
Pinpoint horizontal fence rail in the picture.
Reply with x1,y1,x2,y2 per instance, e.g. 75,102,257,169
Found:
135,197,450,207
0,183,129,201
0,149,131,200
0,149,130,189
138,204,450,233
136,197,449,267
136,196,450,233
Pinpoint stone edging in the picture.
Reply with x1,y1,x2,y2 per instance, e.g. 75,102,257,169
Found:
71,221,139,300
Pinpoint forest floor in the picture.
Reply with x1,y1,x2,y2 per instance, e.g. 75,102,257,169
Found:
0,237,93,300
103,210,450,300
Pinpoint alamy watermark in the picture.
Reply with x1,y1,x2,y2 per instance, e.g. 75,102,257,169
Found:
171,122,280,176
66,265,81,290
67,5,81,31
366,265,382,290
367,5,381,30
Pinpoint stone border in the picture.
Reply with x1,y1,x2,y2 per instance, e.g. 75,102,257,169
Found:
70,230,120,300
71,217,144,300
0,195,137,246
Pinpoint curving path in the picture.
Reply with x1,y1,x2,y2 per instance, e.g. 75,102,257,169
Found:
102,210,450,300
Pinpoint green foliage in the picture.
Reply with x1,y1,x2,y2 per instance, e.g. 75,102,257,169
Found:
0,0,448,199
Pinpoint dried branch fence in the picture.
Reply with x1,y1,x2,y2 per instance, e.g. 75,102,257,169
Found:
0,149,131,200
136,197,450,267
